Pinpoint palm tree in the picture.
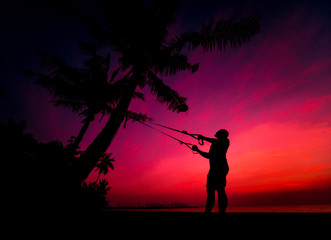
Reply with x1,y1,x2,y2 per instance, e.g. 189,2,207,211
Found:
70,0,259,184
22,48,110,152
94,153,115,182
23,47,149,153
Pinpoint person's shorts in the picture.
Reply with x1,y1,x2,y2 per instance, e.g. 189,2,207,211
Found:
206,172,226,189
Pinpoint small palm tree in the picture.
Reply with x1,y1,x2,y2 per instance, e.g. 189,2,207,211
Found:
95,153,115,182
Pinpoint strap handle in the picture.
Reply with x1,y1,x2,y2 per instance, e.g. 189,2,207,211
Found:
198,138,204,146
189,133,204,146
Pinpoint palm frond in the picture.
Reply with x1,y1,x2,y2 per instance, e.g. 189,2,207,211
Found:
147,70,188,113
125,110,152,123
167,31,200,54
133,91,145,101
52,99,85,114
34,49,82,86
36,74,82,101
107,75,130,103
109,67,121,83
34,49,66,77
24,70,58,94
22,69,86,110
168,11,260,54
84,53,110,78
146,0,179,44
151,51,199,76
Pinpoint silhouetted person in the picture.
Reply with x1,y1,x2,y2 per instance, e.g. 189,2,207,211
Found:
192,129,230,213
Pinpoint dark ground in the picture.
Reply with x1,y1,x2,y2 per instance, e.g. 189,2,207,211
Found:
101,211,329,238
7,210,329,238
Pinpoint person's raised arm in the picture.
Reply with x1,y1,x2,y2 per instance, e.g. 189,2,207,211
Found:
198,135,216,143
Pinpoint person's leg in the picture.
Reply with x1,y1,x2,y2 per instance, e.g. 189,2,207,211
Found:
217,188,228,213
205,187,215,213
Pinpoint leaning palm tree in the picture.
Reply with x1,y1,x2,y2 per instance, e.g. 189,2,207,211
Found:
70,0,260,184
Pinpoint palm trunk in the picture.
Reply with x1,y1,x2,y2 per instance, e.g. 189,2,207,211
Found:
95,174,101,183
76,80,138,184
72,119,91,152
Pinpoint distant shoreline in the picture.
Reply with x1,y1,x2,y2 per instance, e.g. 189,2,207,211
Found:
106,205,199,210
105,204,331,213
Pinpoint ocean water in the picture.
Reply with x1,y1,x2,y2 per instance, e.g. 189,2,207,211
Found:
227,204,331,213
107,204,331,213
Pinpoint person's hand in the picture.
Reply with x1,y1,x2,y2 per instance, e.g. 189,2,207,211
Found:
192,145,198,151
197,134,204,145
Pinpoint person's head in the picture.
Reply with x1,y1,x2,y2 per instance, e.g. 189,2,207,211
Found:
215,129,229,139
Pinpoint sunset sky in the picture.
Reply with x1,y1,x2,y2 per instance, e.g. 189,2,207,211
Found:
1,0,331,207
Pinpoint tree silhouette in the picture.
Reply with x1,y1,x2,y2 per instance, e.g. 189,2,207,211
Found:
68,0,260,184
0,118,78,211
22,48,116,152
22,48,150,153
95,153,115,182
81,179,111,209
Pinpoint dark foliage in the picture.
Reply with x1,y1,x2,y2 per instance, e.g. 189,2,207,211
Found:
82,179,111,209
0,119,112,213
